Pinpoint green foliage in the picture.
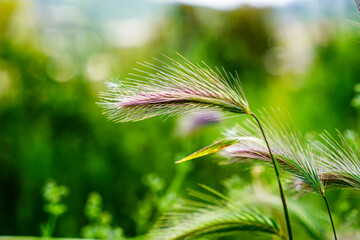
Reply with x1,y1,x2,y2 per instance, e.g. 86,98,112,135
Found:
82,192,126,240
133,173,166,234
43,180,69,216
133,165,191,235
40,179,69,237
351,84,360,109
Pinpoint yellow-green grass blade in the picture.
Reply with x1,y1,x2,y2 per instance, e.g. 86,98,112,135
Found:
176,138,239,163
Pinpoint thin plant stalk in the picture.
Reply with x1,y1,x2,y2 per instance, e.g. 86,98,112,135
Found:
48,215,58,237
251,113,293,240
322,194,337,240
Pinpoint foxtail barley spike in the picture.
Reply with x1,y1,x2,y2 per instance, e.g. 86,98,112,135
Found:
223,111,337,239
223,113,325,195
317,131,360,191
99,54,250,122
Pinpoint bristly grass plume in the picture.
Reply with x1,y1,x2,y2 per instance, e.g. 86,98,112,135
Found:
317,131,360,191
149,185,284,240
221,112,337,239
99,54,250,122
223,113,325,195
99,55,293,239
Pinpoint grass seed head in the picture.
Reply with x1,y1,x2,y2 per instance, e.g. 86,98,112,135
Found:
223,111,326,195
99,54,250,122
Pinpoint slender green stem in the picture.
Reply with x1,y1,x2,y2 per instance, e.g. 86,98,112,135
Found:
251,113,293,240
48,214,58,237
322,194,337,240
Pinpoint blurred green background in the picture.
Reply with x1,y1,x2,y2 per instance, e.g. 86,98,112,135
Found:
1,0,360,238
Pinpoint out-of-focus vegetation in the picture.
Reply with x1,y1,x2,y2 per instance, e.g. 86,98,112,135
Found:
1,0,360,239
81,192,125,240
41,180,69,237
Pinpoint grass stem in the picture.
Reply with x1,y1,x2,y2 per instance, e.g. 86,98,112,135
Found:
322,194,337,240
251,113,293,240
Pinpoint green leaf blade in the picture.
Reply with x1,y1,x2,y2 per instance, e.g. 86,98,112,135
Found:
176,138,239,164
